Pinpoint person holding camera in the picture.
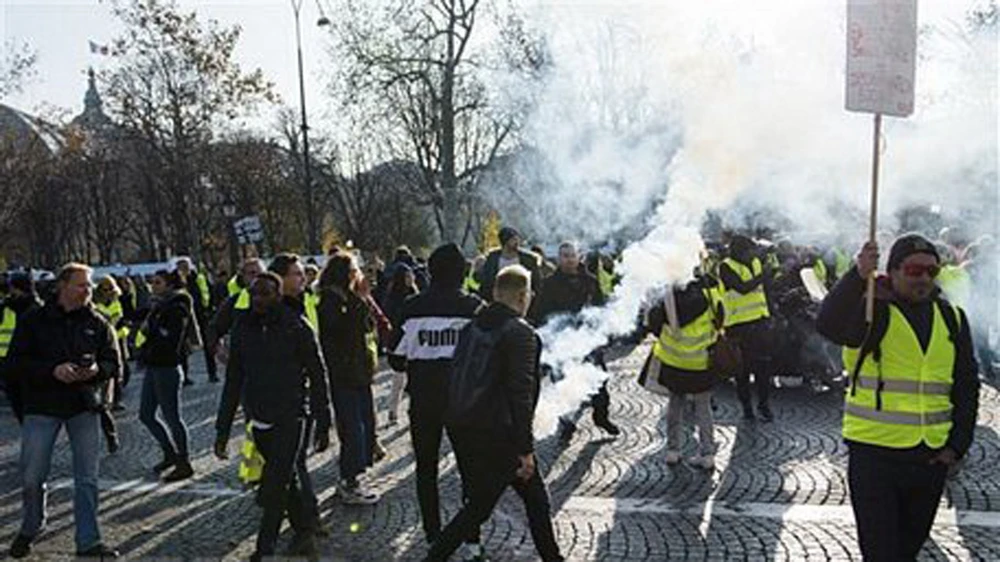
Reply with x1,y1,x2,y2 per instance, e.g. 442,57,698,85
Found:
5,263,122,559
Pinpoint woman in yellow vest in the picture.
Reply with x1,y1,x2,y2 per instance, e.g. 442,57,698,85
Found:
94,277,131,414
817,234,980,561
646,275,722,470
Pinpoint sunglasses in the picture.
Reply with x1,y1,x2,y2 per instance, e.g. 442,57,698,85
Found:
902,264,940,279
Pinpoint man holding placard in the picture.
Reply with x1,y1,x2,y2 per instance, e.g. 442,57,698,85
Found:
826,2,984,559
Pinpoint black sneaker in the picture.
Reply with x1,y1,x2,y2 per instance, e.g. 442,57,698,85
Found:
742,406,756,421
208,376,220,384
163,461,194,483
152,456,176,474
76,543,120,558
182,378,194,387
9,534,32,559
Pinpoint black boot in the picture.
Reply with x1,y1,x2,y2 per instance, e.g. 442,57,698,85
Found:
163,459,194,482
758,403,774,423
592,412,621,436
152,454,177,474
741,402,755,421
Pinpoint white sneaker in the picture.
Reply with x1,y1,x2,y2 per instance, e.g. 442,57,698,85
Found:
339,484,380,505
690,455,715,470
665,450,682,465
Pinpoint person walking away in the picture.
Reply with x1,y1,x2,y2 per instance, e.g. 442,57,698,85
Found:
215,273,332,561
427,265,564,562
0,273,43,424
817,234,980,561
720,234,775,422
318,252,380,504
135,270,196,482
646,274,722,469
6,263,121,559
383,264,419,425
388,244,485,556
532,242,619,440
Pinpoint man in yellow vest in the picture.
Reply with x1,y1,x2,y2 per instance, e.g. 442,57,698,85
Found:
720,234,775,422
817,234,980,561
176,258,218,384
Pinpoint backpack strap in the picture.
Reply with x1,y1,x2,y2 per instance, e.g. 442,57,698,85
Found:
934,296,962,345
849,299,890,400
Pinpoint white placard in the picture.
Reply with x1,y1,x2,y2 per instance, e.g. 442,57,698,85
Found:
845,0,918,117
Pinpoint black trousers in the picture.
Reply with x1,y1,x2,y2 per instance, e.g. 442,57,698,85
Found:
730,321,772,408
253,418,319,557
848,446,948,562
409,395,479,544
426,429,563,562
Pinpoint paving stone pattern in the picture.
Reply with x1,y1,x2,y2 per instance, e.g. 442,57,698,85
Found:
1,344,999,560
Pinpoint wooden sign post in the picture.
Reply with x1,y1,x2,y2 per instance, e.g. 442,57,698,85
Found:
845,0,918,322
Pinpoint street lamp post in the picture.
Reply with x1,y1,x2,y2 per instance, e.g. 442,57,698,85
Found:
291,0,329,256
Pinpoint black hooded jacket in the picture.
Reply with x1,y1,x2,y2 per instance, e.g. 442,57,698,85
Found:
217,303,332,438
388,286,484,405
139,291,194,368
7,302,121,418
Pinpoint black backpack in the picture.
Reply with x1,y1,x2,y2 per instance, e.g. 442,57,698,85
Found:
445,319,512,428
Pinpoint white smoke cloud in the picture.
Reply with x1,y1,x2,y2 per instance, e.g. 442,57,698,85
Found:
498,0,997,437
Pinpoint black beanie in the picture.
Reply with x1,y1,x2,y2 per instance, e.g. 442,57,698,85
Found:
888,233,940,271
429,243,467,287
499,226,521,247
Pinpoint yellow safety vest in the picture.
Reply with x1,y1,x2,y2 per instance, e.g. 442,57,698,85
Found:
239,423,264,485
834,248,852,280
652,290,718,372
95,300,129,342
463,271,481,293
234,289,251,311
598,265,614,298
304,292,320,333
766,251,783,280
227,276,241,297
813,259,829,287
0,306,16,358
842,302,957,449
937,265,971,310
196,273,211,309
722,258,770,327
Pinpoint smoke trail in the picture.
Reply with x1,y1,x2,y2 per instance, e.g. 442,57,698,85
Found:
498,0,998,438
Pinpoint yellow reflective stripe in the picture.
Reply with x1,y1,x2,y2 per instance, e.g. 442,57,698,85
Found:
655,342,709,361
670,331,716,347
853,377,952,395
844,403,952,426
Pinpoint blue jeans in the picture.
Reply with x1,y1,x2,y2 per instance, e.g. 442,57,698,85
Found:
332,385,374,482
139,365,189,460
20,412,102,551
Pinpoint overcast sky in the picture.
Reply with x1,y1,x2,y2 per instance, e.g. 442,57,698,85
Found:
2,0,334,130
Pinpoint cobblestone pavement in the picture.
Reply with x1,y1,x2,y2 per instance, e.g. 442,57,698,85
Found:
1,344,999,560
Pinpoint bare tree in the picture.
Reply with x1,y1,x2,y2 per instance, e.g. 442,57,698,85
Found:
327,0,544,243
101,0,277,257
0,40,37,98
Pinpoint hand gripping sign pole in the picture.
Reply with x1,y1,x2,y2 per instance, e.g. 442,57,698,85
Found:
845,0,918,322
